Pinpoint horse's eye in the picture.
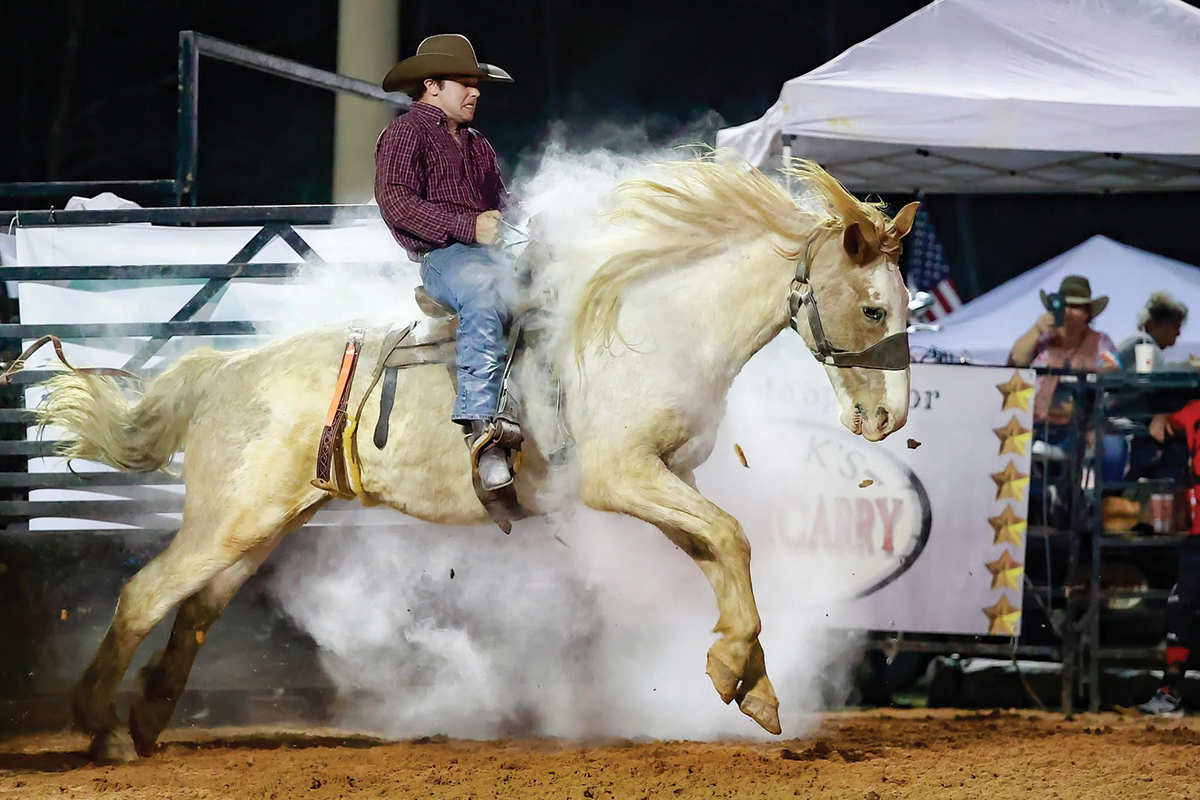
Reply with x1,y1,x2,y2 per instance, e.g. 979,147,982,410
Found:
863,307,885,323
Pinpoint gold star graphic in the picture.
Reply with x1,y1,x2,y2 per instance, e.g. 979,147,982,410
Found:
993,415,1033,457
985,549,1025,591
991,461,1030,502
982,593,1022,636
996,371,1035,412
987,505,1027,546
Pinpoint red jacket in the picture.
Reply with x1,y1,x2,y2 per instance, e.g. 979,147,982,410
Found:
1168,400,1200,534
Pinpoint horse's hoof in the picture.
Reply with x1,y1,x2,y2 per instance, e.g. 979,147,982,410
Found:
129,702,165,758
739,693,781,735
706,651,738,705
89,729,139,763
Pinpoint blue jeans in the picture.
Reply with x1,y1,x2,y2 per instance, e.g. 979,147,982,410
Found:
419,243,513,423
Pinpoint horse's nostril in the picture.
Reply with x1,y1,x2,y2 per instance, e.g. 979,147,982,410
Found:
876,407,890,429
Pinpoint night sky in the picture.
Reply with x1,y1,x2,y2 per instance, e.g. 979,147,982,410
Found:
4,0,1200,298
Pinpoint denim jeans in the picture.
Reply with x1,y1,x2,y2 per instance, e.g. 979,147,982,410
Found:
419,243,513,423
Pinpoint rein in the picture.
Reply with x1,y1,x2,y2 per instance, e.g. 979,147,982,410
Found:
787,233,910,371
0,335,141,387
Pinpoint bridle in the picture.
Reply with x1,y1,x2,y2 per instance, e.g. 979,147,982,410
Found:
787,232,910,371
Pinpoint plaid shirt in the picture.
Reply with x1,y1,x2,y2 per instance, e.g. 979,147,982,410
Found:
374,101,508,256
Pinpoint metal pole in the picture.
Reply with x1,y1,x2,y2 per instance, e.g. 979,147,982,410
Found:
333,0,400,202
176,31,199,206
781,135,794,192
1064,373,1094,718
194,33,407,106
1088,379,1106,713
1063,531,1078,718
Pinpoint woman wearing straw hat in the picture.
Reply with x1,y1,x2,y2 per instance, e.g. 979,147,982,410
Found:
1009,275,1122,526
1008,275,1120,425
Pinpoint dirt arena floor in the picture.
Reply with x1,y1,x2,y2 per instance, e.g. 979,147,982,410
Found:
1,709,1198,799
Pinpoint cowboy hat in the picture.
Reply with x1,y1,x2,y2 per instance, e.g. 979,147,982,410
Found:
382,34,513,93
1040,274,1109,318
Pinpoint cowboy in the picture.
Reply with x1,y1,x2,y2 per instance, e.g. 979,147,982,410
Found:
374,34,517,492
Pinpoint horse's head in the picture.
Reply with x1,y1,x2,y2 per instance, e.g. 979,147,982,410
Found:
798,201,918,442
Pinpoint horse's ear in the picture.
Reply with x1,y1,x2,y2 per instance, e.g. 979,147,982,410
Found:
893,202,920,238
842,222,869,264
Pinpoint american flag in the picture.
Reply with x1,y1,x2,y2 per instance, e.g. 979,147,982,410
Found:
906,205,962,321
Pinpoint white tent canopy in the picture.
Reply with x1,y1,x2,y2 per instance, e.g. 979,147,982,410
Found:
716,0,1200,193
908,235,1200,364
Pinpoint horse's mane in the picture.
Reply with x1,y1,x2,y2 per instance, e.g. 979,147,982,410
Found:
569,151,901,360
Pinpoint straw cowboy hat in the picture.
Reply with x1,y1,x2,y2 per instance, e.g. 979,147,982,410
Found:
382,34,513,93
1040,275,1109,318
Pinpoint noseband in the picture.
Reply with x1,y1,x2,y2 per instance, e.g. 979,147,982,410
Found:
787,234,910,371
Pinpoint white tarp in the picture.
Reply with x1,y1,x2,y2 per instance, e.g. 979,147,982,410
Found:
716,0,1200,192
710,350,1034,636
0,233,16,299
13,223,1033,636
909,235,1200,365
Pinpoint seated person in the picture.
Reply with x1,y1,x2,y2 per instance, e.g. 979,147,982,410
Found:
1117,292,1190,371
1008,275,1119,424
374,35,518,492
1008,276,1120,523
1137,402,1200,717
1121,292,1192,481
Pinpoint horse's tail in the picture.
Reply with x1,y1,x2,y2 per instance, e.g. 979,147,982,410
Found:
35,348,229,473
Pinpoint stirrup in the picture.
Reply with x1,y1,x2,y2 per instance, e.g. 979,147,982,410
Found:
463,420,524,533
469,423,514,491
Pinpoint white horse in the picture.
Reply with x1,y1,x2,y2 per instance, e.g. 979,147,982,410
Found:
37,155,916,761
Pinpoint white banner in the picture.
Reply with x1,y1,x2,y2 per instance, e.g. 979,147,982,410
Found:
703,342,1035,636
14,223,1034,636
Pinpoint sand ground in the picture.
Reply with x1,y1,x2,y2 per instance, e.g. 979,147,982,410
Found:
1,709,1197,799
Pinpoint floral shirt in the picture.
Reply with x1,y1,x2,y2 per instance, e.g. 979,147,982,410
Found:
1030,329,1119,423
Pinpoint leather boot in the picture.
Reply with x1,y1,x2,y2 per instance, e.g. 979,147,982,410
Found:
466,420,514,492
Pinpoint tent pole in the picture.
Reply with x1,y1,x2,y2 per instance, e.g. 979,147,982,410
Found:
781,135,793,192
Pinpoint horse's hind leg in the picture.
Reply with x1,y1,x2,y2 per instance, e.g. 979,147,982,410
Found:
127,501,324,755
72,494,323,762
581,456,781,734
70,523,248,762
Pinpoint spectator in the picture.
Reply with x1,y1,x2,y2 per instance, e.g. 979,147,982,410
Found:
1009,276,1121,525
1122,293,1193,482
1008,275,1119,425
1136,403,1200,717
1118,292,1190,372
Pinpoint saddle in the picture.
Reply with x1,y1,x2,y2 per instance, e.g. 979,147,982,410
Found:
311,286,529,532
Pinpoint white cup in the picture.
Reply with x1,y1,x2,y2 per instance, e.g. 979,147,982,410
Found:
1134,342,1155,373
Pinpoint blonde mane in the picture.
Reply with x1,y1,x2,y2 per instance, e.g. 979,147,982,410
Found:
570,151,901,360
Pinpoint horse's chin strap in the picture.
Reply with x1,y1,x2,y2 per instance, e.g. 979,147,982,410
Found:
787,235,910,372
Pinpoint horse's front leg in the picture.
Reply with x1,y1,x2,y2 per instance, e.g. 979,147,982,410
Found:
581,454,781,734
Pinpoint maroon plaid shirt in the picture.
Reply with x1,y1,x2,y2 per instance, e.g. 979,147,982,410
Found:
374,101,508,256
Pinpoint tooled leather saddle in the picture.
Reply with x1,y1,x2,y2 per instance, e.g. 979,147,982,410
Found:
312,285,531,532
